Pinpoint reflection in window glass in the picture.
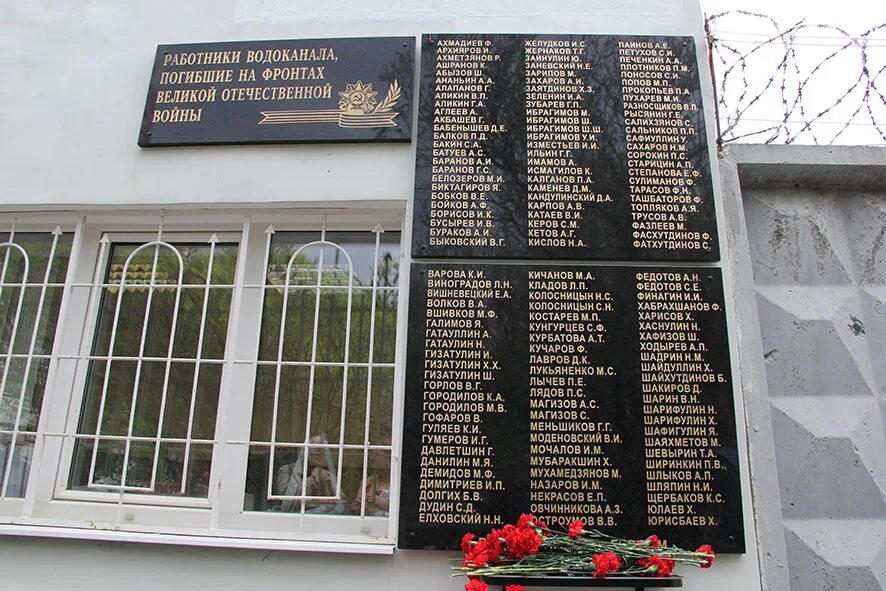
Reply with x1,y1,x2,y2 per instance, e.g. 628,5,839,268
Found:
69,241,238,498
0,231,73,498
246,231,399,516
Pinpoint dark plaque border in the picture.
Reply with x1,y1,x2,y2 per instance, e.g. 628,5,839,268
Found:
139,37,414,146
412,34,718,261
399,262,744,553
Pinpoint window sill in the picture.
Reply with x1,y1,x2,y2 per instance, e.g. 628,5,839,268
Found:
0,523,396,555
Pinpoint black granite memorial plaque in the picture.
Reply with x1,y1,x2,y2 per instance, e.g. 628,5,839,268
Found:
411,34,718,261
398,262,744,553
139,37,414,146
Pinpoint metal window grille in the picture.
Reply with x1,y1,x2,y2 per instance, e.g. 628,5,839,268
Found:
0,222,71,499
86,229,185,492
247,221,398,519
0,210,402,543
267,238,354,505
68,222,230,499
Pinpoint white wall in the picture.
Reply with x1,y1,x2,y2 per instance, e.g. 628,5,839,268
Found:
2,0,696,209
0,536,755,591
0,1,764,590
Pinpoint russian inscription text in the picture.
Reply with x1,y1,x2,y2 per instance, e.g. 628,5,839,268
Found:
139,37,414,146
399,263,743,552
412,34,718,261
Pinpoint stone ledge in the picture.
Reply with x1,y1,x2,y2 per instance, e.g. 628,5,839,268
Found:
723,144,886,190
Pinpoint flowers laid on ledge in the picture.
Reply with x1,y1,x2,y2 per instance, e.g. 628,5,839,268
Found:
455,514,715,591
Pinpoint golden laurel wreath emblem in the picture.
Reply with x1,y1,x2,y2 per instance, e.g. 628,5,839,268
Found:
259,80,401,128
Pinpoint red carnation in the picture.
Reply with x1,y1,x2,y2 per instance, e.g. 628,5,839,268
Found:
516,513,536,528
465,579,488,591
534,519,550,535
592,551,621,578
647,535,661,548
463,531,503,568
567,520,584,539
461,533,475,554
637,555,675,577
501,523,542,559
696,544,715,568
505,586,527,591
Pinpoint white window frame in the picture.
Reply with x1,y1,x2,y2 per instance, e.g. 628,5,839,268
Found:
0,205,408,552
52,228,239,511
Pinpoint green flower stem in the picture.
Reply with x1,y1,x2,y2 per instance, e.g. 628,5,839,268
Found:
455,527,713,578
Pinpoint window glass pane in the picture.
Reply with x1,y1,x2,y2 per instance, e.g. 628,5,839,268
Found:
265,232,400,288
0,231,73,356
105,242,238,287
350,448,391,517
373,290,398,364
0,231,73,284
0,231,72,498
0,287,66,355
247,229,399,514
368,367,395,445
340,367,393,446
168,289,206,360
143,293,177,358
0,433,36,498
315,290,348,362
201,289,232,360
209,245,239,285
259,233,400,362
244,446,390,516
342,368,368,446
0,357,53,433
92,288,147,358
249,365,276,443
0,358,29,429
91,441,212,497
69,240,237,498
184,363,222,442
254,365,369,446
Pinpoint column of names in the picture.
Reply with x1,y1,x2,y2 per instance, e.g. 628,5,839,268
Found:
636,271,727,529
525,39,601,250
527,269,623,528
430,38,506,250
417,267,510,526
619,40,711,255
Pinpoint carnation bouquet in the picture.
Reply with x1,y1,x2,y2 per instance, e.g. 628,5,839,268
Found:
455,514,715,591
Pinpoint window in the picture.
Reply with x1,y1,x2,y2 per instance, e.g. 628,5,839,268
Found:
69,237,238,498
0,229,73,498
0,209,405,548
245,231,399,518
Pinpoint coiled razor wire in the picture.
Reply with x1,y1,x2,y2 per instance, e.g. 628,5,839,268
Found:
705,10,885,145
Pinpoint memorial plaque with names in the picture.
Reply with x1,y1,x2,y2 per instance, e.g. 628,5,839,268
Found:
139,37,414,146
399,263,744,552
412,34,718,261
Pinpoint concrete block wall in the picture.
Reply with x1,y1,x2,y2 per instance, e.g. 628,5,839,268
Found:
726,145,886,591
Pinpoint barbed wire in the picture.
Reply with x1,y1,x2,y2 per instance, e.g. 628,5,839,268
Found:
704,10,885,146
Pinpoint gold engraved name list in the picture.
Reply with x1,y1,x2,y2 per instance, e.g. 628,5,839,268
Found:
527,269,623,528
637,272,727,527
619,41,712,254
417,268,510,525
429,39,507,249
525,40,606,249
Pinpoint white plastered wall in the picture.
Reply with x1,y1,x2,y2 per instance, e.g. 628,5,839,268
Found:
0,0,764,589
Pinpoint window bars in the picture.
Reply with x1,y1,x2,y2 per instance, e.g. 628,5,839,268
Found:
0,212,400,535
267,236,355,507
87,223,185,492
250,222,397,519
69,224,236,499
0,223,70,499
